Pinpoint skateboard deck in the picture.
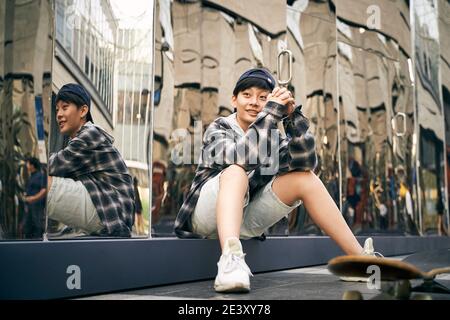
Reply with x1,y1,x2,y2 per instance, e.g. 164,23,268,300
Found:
328,248,450,298
328,255,450,281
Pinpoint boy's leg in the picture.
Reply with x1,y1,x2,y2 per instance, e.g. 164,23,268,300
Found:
192,164,252,293
272,171,363,255
47,177,103,235
216,164,249,250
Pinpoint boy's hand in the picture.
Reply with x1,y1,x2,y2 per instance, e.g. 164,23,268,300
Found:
267,87,295,115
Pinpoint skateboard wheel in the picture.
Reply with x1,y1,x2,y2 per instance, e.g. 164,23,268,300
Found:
342,290,363,300
394,280,411,300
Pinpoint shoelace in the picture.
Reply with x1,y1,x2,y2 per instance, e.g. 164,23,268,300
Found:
373,251,384,258
222,253,254,276
363,250,384,258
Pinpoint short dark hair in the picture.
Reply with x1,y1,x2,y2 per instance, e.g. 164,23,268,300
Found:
232,77,273,96
56,91,86,109
27,157,41,171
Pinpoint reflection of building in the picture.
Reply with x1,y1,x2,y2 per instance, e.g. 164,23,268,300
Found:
1,0,53,162
414,0,446,234
442,0,450,236
114,28,153,159
152,0,450,237
114,27,153,217
52,0,153,236
0,0,53,239
329,0,447,236
53,0,117,136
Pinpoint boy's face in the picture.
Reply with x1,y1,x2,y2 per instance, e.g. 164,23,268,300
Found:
55,100,88,138
231,87,270,130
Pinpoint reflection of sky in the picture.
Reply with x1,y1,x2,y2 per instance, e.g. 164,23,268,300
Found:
415,0,439,39
111,0,154,64
110,0,154,29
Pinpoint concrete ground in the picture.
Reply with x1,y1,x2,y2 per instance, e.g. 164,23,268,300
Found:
80,256,450,300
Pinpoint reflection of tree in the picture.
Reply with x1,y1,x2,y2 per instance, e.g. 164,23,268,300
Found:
0,80,33,238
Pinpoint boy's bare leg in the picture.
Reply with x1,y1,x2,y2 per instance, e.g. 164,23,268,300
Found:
216,165,248,250
272,171,363,255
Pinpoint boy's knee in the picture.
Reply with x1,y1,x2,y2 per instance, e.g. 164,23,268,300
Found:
281,171,318,194
220,165,248,184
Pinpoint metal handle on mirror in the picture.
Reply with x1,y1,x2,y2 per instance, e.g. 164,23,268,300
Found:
277,49,293,87
392,112,406,137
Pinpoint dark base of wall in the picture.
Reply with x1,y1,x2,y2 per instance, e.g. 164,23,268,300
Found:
1,236,450,299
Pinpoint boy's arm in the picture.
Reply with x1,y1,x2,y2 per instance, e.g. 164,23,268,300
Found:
201,101,287,171
48,130,96,177
282,107,318,172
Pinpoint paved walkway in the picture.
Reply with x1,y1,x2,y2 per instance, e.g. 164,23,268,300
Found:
80,256,450,300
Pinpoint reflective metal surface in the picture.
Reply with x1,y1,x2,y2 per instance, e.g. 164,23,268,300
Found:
0,0,53,240
1,0,449,241
414,0,447,235
286,0,339,235
47,0,153,239
150,0,449,237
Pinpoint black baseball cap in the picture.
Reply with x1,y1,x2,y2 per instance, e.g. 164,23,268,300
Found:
233,68,276,95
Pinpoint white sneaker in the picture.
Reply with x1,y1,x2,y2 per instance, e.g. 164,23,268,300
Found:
214,237,253,293
340,237,384,282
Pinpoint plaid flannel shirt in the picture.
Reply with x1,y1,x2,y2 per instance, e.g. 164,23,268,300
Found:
49,122,135,237
174,101,318,238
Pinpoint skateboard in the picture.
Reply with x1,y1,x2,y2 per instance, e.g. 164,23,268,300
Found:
327,248,450,300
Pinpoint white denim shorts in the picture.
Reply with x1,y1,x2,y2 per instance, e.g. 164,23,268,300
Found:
47,177,103,234
191,171,302,239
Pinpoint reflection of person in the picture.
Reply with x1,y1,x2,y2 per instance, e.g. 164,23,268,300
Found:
342,159,362,227
23,157,47,238
175,68,379,293
133,177,144,235
436,193,448,236
398,181,419,235
396,165,419,235
47,83,135,237
371,180,388,230
151,161,166,225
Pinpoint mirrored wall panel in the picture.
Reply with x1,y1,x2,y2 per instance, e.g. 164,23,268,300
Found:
336,0,419,235
1,0,449,242
150,0,450,238
47,0,153,239
440,0,450,237
414,0,448,235
151,0,291,236
151,0,340,237
0,0,53,240
284,0,338,236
